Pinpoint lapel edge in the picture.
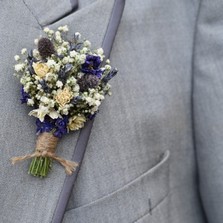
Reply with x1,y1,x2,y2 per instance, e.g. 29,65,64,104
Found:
51,0,125,222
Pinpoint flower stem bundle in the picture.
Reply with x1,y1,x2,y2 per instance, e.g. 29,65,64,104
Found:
11,132,78,177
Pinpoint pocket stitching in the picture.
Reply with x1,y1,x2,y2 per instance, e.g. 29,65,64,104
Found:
133,191,170,223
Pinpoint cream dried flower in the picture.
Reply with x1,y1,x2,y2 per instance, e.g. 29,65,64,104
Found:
68,115,86,131
55,87,73,107
33,62,49,78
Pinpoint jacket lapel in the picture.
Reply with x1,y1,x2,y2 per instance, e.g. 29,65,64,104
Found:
50,1,125,222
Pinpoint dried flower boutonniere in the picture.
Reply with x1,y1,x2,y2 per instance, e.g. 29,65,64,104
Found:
11,25,117,177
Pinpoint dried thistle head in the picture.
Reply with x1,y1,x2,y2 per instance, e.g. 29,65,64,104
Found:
77,74,99,92
38,38,55,59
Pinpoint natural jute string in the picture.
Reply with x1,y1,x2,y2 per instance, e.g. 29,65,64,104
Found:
10,132,78,175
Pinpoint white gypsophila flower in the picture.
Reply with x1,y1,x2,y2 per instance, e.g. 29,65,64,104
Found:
26,76,31,82
35,94,41,100
57,48,62,54
52,90,57,95
82,92,88,97
19,75,27,82
46,30,54,38
67,76,76,84
63,104,72,110
94,93,104,100
99,55,104,61
97,48,104,55
48,29,54,35
54,64,61,72
56,80,63,88
20,77,26,85
55,31,62,42
62,41,69,48
105,65,111,70
27,99,34,106
45,73,53,81
57,47,66,55
77,72,83,78
84,40,91,48
73,84,80,92
48,99,55,108
46,59,56,67
63,25,69,32
56,36,62,42
88,88,96,94
58,26,63,31
34,39,39,45
40,96,50,104
69,58,74,63
95,100,101,106
34,75,41,81
14,55,20,61
58,25,69,32
23,85,30,92
80,47,88,54
26,77,33,86
15,63,25,72
62,57,69,64
21,48,27,55
91,106,99,113
55,30,61,36
73,92,79,98
37,84,43,90
74,32,81,40
76,54,86,64
70,50,77,58
33,49,40,58
106,59,110,64
61,108,69,115
43,27,50,33
85,97,95,106
100,68,105,74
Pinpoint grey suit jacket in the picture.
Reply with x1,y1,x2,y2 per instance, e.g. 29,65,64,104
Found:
0,0,222,222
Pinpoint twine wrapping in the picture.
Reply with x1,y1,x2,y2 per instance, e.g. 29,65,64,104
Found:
11,132,78,175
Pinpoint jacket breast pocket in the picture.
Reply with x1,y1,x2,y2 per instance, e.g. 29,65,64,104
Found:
63,150,170,223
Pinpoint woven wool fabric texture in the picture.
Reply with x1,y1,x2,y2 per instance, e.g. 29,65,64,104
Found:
1,0,223,222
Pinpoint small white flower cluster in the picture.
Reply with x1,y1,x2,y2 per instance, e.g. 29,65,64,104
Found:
13,25,115,129
83,88,105,114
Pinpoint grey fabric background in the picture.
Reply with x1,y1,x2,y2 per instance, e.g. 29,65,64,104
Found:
194,1,223,223
0,0,222,222
64,0,206,222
